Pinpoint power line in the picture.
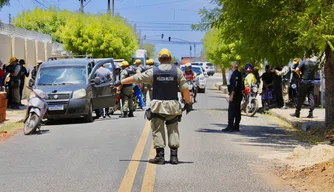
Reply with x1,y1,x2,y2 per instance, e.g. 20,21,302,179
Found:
32,0,48,9
16,0,25,10
84,0,92,8
115,0,189,10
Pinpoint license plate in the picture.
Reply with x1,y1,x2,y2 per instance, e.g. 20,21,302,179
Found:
48,104,64,111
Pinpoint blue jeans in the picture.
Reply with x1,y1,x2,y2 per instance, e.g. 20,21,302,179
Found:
133,85,145,108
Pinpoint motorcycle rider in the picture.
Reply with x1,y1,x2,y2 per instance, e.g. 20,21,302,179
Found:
142,59,155,103
113,48,191,165
117,61,135,118
183,63,198,103
244,65,257,89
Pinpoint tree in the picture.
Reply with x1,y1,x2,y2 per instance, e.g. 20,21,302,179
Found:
0,0,9,9
195,0,334,131
142,43,155,59
171,56,179,64
13,9,139,61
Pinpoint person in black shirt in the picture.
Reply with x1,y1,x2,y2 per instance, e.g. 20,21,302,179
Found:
290,58,300,107
260,65,274,110
291,55,316,118
19,59,29,106
223,61,244,132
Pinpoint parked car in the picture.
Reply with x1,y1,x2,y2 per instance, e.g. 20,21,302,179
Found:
191,62,216,76
180,65,207,93
34,58,117,122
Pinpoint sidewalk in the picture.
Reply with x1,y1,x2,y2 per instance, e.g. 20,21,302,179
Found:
214,83,325,132
1,100,27,124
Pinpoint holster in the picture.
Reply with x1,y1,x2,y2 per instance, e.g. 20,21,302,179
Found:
146,110,182,124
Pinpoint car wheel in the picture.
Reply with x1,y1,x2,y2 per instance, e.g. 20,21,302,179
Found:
85,101,94,123
202,88,206,93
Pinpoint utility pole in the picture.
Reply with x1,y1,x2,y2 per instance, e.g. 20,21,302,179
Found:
112,0,115,16
58,0,60,10
107,0,111,15
79,0,86,13
194,43,196,58
139,29,143,48
8,14,11,25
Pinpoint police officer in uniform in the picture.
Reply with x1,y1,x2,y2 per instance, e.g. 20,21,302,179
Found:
222,61,244,132
291,55,316,118
290,58,300,107
114,49,191,165
142,59,155,103
118,61,135,118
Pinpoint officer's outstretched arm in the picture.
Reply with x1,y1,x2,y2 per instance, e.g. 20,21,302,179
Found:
121,76,135,85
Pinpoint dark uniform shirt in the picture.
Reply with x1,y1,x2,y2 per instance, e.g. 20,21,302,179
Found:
229,70,244,102
298,59,316,81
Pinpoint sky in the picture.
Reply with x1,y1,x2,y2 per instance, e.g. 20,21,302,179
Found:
0,0,214,61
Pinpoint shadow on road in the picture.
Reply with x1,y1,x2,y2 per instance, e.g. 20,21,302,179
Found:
119,159,194,164
195,123,300,149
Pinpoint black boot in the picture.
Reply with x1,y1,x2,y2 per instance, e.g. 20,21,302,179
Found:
222,125,234,132
119,112,128,118
290,111,300,118
128,111,134,117
149,148,165,165
307,111,313,118
233,124,240,132
170,148,179,165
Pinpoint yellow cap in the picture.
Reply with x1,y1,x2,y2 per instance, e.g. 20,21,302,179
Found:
159,48,171,58
146,59,154,65
293,58,299,64
121,61,129,67
9,57,18,64
134,59,142,65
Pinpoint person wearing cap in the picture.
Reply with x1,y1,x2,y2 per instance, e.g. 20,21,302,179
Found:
94,64,112,119
31,60,43,82
290,58,300,107
244,64,257,88
272,63,291,109
183,63,198,103
6,57,21,109
132,59,146,109
18,59,29,106
117,60,135,118
114,48,191,165
142,59,155,103
291,55,317,118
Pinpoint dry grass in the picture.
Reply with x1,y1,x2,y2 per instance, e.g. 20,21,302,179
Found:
0,121,23,134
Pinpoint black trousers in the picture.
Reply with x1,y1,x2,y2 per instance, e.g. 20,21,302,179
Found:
296,81,315,113
228,100,241,128
19,78,24,101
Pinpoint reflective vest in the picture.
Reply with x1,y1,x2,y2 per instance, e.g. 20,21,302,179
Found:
152,65,178,100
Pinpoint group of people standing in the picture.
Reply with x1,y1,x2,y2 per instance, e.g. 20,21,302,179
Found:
224,55,317,132
0,57,42,109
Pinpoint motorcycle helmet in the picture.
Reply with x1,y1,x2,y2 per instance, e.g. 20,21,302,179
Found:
245,66,253,72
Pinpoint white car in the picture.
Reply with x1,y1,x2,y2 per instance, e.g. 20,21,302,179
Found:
191,62,216,76
180,65,207,93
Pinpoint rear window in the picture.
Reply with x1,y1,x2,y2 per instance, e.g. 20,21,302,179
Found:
192,62,203,66
207,63,213,66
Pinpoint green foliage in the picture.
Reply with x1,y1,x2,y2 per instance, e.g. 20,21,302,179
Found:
0,0,9,9
13,8,138,60
142,43,155,59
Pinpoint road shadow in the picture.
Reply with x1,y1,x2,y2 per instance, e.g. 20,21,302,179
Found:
207,108,228,112
32,129,50,135
119,159,194,164
43,118,89,126
195,123,301,149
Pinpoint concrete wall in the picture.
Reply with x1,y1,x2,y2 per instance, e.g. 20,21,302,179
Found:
0,34,12,65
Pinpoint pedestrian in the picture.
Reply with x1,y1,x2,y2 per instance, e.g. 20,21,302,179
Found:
272,63,291,109
290,58,300,107
117,61,135,118
94,64,112,119
6,57,21,109
114,48,191,165
0,60,5,91
290,55,317,118
142,59,155,103
19,59,29,106
30,60,43,87
260,65,274,111
273,67,284,108
222,61,244,132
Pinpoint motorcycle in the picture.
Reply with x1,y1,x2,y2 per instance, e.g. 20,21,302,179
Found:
23,87,48,135
186,80,195,110
241,84,258,117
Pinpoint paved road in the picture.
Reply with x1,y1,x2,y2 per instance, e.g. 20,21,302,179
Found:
0,75,298,192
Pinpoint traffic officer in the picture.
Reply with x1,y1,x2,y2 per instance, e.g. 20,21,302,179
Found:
290,58,300,107
142,59,155,103
273,63,291,109
291,55,316,118
222,61,244,132
114,49,191,165
118,61,135,118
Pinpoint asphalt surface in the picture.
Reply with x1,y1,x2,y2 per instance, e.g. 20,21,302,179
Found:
0,75,298,192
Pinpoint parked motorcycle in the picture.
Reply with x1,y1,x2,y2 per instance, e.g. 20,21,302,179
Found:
23,87,48,135
241,84,258,117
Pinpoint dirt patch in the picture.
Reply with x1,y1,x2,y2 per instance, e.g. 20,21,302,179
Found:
261,145,334,192
0,122,23,142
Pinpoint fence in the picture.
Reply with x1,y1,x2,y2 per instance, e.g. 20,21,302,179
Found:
0,22,52,96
